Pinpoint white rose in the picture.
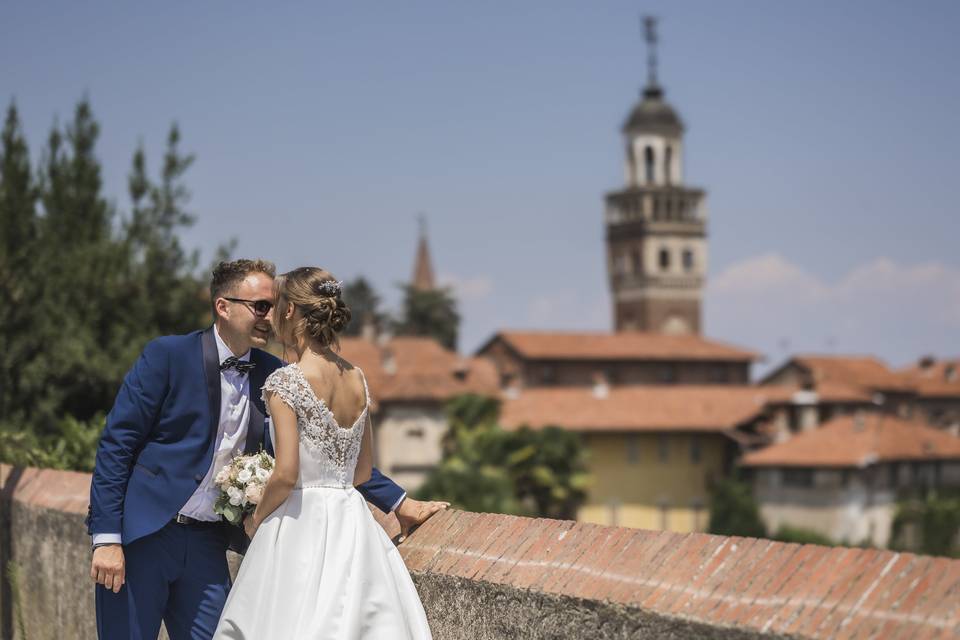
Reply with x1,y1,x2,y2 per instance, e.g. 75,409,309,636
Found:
244,483,264,504
255,468,271,482
237,469,253,483
214,467,231,486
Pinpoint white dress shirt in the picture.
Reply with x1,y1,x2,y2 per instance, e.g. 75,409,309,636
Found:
92,326,252,545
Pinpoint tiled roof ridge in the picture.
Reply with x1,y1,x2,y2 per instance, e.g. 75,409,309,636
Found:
742,414,960,467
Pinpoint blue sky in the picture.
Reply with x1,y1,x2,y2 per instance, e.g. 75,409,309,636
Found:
3,1,958,371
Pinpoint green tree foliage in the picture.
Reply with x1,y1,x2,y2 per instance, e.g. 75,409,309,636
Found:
417,394,590,518
771,525,835,547
342,277,386,337
707,477,768,538
392,284,459,350
0,102,38,429
891,493,960,558
0,98,213,470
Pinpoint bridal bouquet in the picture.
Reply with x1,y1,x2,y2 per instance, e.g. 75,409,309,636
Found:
213,450,274,525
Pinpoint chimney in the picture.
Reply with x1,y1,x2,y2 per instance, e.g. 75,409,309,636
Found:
791,388,819,432
592,371,610,399
360,313,378,342
853,410,866,431
452,358,469,381
381,347,397,375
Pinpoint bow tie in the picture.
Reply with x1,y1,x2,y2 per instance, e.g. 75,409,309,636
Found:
220,356,255,375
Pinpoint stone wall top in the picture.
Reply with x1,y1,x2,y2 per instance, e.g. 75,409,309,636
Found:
3,464,957,638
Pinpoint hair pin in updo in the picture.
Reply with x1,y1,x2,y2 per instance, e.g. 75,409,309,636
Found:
317,279,343,296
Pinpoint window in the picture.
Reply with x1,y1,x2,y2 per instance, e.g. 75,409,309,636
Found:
782,469,815,488
659,248,671,271
627,435,640,464
608,498,621,527
683,249,694,272
665,146,673,184
691,498,705,531
657,364,678,384
690,435,702,464
658,498,670,530
644,146,655,183
406,428,425,439
708,365,728,383
658,435,670,462
540,366,556,385
631,249,642,275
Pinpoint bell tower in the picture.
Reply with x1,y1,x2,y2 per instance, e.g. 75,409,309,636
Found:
605,17,707,335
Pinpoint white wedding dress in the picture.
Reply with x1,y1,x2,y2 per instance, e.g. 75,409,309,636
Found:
213,364,432,639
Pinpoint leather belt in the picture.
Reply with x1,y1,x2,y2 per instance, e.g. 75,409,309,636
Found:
172,513,220,527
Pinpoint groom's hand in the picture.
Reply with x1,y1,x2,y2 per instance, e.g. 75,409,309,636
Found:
395,498,450,543
91,544,125,594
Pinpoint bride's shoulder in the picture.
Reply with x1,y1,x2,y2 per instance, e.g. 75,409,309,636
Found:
263,363,301,391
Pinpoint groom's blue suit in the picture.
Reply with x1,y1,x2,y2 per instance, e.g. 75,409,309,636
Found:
87,327,405,640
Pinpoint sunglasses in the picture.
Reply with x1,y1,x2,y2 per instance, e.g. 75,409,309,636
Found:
224,297,274,318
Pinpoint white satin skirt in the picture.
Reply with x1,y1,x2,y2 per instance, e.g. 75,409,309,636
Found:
213,486,432,639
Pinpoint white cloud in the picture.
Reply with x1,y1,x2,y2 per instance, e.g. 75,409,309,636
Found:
706,253,960,371
524,290,608,328
438,273,494,301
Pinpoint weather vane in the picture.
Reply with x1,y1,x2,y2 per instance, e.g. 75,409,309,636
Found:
642,15,659,89
416,212,428,237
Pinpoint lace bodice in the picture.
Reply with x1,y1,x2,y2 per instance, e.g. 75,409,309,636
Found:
262,363,369,489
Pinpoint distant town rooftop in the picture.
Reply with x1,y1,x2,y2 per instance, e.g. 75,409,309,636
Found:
741,414,960,468
500,385,782,433
478,330,758,362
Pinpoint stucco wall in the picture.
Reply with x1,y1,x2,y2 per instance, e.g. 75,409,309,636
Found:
374,404,447,492
578,432,726,532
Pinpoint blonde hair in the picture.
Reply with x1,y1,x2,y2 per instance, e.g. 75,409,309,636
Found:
273,267,351,351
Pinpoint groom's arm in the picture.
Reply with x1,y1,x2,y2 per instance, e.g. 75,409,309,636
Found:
356,468,406,513
88,338,170,542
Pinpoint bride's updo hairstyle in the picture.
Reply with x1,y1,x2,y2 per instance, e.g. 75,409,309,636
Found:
273,267,352,350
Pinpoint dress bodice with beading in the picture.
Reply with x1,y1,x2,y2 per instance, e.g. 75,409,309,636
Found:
261,363,368,489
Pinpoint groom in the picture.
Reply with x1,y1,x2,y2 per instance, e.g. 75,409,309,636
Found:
87,258,447,640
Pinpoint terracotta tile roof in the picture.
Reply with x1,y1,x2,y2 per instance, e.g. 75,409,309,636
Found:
338,336,499,405
899,358,960,398
478,330,758,362
500,385,780,432
764,381,874,405
784,355,916,392
741,414,960,468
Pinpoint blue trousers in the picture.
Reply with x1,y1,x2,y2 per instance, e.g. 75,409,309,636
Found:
95,521,232,640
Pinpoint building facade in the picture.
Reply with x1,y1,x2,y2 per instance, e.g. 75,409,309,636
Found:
742,414,960,547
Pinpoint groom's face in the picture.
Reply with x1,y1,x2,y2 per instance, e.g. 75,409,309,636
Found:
225,271,275,349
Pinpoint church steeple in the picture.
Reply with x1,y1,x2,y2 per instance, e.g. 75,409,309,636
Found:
604,16,708,335
411,214,436,292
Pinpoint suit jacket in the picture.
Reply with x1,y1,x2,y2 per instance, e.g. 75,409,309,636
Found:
87,327,405,550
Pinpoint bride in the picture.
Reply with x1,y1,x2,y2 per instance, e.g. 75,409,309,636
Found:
214,267,432,639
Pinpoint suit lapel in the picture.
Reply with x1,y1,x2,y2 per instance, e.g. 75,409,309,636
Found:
245,349,267,454
200,327,221,439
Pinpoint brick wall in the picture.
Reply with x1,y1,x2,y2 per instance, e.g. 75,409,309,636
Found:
3,464,958,639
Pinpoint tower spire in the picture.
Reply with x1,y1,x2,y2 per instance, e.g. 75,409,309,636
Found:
642,15,663,98
412,213,436,292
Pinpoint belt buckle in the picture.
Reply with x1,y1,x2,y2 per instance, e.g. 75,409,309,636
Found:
175,514,191,525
